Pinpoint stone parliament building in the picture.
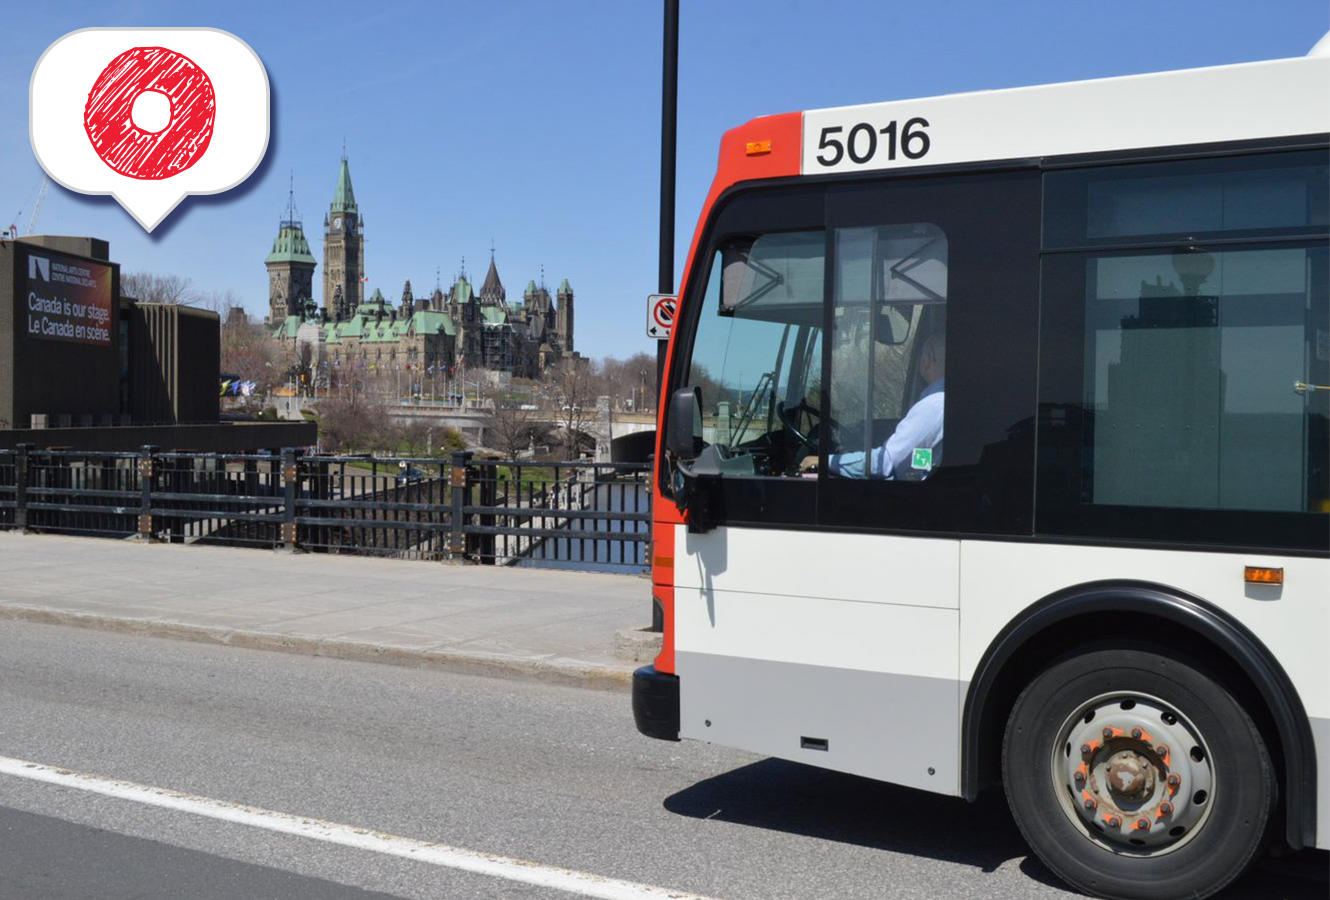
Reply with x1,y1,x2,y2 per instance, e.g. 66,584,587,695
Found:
267,156,576,381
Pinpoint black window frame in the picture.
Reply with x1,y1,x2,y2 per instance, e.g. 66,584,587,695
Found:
664,184,825,529
663,167,1042,537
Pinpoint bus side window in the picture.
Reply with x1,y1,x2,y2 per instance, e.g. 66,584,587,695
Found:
1039,149,1329,547
826,224,948,481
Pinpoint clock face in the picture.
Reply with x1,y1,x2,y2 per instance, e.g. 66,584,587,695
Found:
334,217,342,228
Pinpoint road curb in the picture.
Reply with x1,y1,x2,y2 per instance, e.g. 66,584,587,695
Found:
0,605,633,691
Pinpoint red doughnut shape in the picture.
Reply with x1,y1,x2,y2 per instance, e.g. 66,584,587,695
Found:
84,46,216,181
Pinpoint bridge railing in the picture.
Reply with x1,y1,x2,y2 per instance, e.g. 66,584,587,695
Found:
0,445,651,574
464,458,651,571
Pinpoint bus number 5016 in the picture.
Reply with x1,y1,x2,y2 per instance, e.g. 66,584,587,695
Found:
815,117,931,167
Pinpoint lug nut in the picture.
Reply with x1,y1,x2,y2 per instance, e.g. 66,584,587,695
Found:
1159,801,1174,816
1074,770,1085,784
1135,818,1151,831
1081,743,1093,757
1083,797,1097,811
1131,727,1143,739
1103,727,1114,741
1166,773,1181,788
1155,744,1169,758
1107,816,1122,829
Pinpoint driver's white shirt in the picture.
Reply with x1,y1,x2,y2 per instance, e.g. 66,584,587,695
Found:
827,378,944,479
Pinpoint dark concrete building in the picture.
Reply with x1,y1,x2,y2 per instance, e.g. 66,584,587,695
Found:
0,235,314,451
0,235,120,429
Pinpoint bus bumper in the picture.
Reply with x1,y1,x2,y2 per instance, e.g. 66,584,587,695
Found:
632,665,680,741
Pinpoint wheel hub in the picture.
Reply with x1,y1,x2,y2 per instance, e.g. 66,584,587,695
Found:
1053,693,1214,855
1106,751,1154,800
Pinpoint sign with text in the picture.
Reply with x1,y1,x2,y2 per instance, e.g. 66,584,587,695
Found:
647,293,676,340
23,250,113,346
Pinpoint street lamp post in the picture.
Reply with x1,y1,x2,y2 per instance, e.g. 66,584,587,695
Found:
657,0,679,398
650,0,679,634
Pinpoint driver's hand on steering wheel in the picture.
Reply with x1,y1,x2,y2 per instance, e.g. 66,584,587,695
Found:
798,455,819,474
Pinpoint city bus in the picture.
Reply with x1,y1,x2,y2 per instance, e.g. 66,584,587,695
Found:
633,41,1329,900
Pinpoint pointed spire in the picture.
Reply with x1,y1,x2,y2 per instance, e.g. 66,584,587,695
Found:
331,154,357,214
267,171,315,265
480,253,505,305
281,170,302,227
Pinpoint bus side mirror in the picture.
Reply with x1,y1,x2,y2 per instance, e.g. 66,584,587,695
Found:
667,387,703,462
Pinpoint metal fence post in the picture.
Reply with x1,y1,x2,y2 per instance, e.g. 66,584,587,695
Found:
280,447,301,551
448,450,472,561
137,445,158,541
14,443,32,532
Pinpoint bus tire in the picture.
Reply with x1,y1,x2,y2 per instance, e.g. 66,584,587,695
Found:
1002,646,1274,900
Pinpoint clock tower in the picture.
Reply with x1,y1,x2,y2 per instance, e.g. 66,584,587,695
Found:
322,153,364,321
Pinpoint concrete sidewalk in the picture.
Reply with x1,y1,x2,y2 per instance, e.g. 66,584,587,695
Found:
0,533,660,689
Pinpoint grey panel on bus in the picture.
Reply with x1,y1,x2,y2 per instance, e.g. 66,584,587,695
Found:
677,650,961,796
1313,716,1329,850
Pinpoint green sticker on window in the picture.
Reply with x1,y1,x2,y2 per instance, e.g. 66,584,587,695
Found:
912,447,933,471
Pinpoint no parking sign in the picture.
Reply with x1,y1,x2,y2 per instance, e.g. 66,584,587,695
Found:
646,293,676,340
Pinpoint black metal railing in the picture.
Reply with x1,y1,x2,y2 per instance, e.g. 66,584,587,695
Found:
0,446,650,573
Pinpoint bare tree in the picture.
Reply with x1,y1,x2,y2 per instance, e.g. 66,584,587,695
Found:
545,358,596,459
316,396,391,453
487,399,551,460
121,271,199,305
217,308,282,414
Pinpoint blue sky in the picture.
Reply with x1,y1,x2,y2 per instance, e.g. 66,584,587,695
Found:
2,1,1325,360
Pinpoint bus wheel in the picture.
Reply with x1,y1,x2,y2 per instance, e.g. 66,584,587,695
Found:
1002,647,1274,900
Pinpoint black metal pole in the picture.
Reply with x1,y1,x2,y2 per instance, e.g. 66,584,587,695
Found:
656,0,679,398
652,0,679,635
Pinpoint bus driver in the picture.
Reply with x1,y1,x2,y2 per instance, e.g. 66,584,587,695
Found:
801,332,944,479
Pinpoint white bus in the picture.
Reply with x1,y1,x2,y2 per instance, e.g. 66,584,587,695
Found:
633,41,1329,899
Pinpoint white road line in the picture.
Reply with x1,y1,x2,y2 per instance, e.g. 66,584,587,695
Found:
0,754,718,900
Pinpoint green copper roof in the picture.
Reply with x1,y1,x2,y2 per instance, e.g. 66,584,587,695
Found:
323,322,341,344
410,310,456,337
480,307,507,327
265,223,317,265
453,279,473,305
272,315,302,339
558,277,572,293
339,315,366,338
524,280,537,298
331,158,358,214
353,289,391,318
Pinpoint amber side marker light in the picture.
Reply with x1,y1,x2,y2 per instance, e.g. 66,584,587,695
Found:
745,140,772,156
1244,566,1284,585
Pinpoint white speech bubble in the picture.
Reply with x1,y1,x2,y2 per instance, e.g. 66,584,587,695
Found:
30,28,269,233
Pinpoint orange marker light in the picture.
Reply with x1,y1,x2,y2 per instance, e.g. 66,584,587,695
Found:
1244,566,1284,585
745,140,772,156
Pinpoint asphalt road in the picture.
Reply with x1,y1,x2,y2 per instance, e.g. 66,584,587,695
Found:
0,620,1321,900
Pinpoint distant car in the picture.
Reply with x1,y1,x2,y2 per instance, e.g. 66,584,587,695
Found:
396,465,425,485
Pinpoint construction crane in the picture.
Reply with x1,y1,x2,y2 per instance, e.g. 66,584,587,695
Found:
8,175,49,239
25,176,49,236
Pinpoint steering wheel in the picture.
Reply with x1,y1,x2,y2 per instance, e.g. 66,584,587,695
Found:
776,400,822,454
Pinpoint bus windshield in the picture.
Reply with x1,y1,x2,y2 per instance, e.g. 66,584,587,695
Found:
686,230,823,477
